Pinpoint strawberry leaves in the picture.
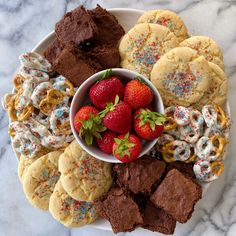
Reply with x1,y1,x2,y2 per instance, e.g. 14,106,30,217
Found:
98,69,114,81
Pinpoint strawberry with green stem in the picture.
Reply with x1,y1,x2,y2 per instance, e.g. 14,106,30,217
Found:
134,108,166,140
74,106,106,145
112,133,142,163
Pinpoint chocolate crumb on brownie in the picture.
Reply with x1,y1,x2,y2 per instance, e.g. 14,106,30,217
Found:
151,169,202,223
143,200,176,235
89,5,125,46
95,187,143,233
55,6,98,47
113,155,166,194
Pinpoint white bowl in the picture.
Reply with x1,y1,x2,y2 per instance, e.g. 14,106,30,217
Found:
70,68,164,163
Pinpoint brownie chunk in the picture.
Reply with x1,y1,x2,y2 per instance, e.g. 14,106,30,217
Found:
87,45,120,68
151,169,202,223
113,156,166,194
143,200,176,235
53,46,102,86
89,5,125,46
44,38,62,65
166,161,195,178
95,188,143,233
55,6,98,47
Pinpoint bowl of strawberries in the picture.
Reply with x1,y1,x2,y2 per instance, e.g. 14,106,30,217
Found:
70,68,165,163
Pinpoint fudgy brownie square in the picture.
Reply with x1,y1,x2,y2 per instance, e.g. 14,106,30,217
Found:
55,6,98,47
143,200,176,235
166,161,195,178
95,187,143,233
113,155,166,194
89,5,125,46
151,169,202,223
53,46,102,86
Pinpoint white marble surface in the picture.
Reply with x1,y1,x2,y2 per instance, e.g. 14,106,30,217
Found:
0,0,236,235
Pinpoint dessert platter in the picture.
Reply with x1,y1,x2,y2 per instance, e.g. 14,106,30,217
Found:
2,5,231,235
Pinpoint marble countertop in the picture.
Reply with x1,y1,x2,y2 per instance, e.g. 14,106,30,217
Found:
0,0,236,235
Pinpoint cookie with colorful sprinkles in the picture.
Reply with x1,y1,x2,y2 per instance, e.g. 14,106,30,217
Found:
137,9,189,43
150,46,212,106
59,140,113,202
49,180,98,227
22,151,62,210
180,36,225,70
119,23,179,78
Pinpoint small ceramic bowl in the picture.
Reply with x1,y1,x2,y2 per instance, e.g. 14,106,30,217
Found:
70,68,164,163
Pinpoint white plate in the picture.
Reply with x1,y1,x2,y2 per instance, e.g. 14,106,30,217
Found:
9,8,231,231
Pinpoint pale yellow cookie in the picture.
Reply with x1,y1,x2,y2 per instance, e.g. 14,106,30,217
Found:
22,151,62,210
151,47,212,106
49,180,98,227
59,140,112,202
18,155,38,182
119,23,179,79
137,9,189,42
196,62,228,108
180,36,224,70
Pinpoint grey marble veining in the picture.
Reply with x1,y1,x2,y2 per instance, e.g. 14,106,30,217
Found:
0,0,236,235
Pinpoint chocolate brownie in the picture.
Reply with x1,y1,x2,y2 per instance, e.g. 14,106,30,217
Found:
44,38,63,66
55,6,98,47
89,5,125,46
151,169,202,223
95,187,143,233
113,156,166,194
87,45,120,68
143,200,176,235
166,161,195,178
53,46,102,86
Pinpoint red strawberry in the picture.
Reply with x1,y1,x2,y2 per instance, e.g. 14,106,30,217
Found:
74,106,106,145
124,79,154,110
100,96,132,134
96,131,118,154
134,108,166,140
89,70,124,109
112,133,142,163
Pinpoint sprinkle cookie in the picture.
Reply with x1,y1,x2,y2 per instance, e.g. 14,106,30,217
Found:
180,36,224,70
23,151,62,210
49,180,98,227
119,23,179,78
151,47,212,106
59,140,113,202
196,62,228,108
137,9,188,42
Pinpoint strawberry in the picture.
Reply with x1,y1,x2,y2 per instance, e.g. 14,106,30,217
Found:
100,95,132,134
89,69,124,109
96,130,118,154
112,133,142,163
134,108,166,140
74,106,106,145
124,78,154,110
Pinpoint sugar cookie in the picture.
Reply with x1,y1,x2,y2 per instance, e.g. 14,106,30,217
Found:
151,47,212,106
59,140,113,202
137,9,188,42
119,23,179,78
49,180,98,227
23,151,62,210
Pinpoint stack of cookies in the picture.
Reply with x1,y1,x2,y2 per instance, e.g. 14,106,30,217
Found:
119,9,228,108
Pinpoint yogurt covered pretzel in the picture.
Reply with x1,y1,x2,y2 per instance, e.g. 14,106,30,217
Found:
19,52,52,72
202,105,217,127
19,66,49,83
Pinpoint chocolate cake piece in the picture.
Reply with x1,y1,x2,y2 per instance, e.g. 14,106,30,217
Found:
89,5,125,46
55,6,98,47
95,187,143,233
113,155,166,194
143,200,176,235
53,46,102,86
87,45,120,68
166,161,195,178
151,169,202,223
44,38,63,66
